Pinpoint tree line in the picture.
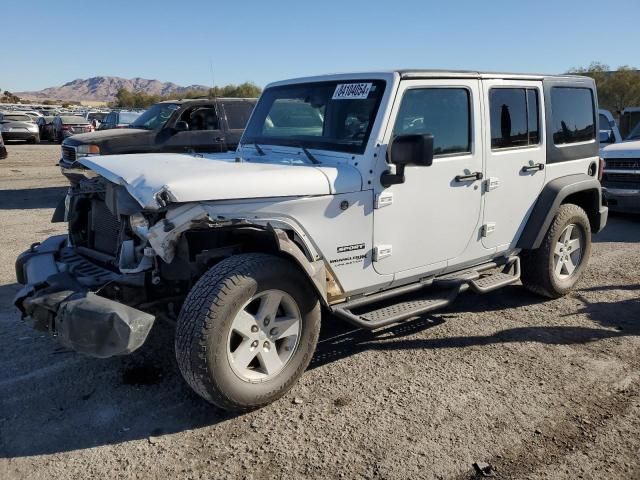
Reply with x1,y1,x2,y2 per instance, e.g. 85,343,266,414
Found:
568,63,640,115
113,82,262,108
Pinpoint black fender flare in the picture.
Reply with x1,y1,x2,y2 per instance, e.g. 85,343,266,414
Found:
517,174,607,250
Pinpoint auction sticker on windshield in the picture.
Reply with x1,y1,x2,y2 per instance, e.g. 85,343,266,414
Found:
332,83,373,100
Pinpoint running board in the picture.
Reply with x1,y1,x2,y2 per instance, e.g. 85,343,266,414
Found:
332,257,520,330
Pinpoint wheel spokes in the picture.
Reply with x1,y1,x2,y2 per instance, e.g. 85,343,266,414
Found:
256,292,283,322
567,238,581,253
232,339,258,370
232,310,258,338
273,315,300,340
561,225,574,243
258,347,283,375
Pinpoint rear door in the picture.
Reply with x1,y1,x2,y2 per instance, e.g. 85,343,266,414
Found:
220,100,256,149
481,80,546,250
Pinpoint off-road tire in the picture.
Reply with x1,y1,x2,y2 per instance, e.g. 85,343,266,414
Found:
520,203,591,298
175,253,321,411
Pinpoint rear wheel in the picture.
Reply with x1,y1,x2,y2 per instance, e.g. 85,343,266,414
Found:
521,203,592,298
175,253,321,411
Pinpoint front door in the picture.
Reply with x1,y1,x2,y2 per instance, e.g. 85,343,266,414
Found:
481,80,546,250
373,79,484,276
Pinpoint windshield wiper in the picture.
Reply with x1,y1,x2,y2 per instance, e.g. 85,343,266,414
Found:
299,145,320,164
253,142,266,156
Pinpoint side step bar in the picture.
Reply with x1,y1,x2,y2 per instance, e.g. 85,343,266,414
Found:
331,257,520,330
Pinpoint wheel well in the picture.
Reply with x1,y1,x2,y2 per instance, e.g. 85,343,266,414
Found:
561,189,599,231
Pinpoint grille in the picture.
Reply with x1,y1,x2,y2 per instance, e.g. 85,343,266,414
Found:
605,158,640,169
89,200,122,256
61,145,76,163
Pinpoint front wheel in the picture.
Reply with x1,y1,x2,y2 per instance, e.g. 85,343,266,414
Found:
175,253,321,411
521,203,592,298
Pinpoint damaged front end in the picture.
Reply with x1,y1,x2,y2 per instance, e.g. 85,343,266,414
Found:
14,176,165,358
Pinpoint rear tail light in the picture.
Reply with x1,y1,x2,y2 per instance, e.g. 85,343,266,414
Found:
62,125,70,130
598,157,605,181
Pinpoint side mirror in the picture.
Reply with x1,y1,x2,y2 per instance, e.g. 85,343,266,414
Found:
381,134,434,187
174,121,189,132
599,130,613,144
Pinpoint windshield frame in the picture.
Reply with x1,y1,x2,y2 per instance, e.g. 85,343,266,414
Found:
242,79,387,155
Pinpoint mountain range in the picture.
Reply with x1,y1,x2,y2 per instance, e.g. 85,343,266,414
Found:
16,76,210,102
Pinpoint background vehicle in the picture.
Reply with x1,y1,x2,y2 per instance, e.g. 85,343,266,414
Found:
598,108,622,148
601,121,640,212
0,112,40,143
16,71,607,412
620,107,640,139
59,98,256,182
0,130,6,159
85,111,107,129
97,110,141,130
36,116,56,141
51,115,92,143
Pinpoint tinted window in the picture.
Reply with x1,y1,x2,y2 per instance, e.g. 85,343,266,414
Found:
551,87,595,145
599,114,611,130
393,88,471,156
223,102,254,129
187,107,219,131
490,88,540,149
118,112,141,124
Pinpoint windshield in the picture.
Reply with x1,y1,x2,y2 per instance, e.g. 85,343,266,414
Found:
242,80,386,154
61,116,88,124
130,103,179,130
88,112,107,121
626,122,640,140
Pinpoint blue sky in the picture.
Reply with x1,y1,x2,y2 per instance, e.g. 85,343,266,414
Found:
2,0,638,92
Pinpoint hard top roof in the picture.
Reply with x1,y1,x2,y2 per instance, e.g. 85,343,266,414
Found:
158,97,257,104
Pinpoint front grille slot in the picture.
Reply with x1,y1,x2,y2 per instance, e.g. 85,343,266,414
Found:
89,199,122,257
605,158,640,169
61,145,76,162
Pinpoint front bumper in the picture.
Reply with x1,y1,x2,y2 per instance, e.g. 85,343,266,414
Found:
14,235,155,358
602,187,640,213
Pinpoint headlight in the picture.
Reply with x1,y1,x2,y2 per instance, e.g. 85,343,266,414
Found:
129,213,150,240
76,144,100,158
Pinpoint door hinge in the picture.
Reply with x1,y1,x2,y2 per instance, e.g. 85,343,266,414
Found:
373,244,392,261
485,177,500,192
481,223,496,237
375,192,393,209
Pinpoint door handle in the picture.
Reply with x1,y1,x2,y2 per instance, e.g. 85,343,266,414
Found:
522,163,544,172
214,137,224,142
455,171,483,182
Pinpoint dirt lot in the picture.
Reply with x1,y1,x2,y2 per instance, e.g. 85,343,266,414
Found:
0,143,638,480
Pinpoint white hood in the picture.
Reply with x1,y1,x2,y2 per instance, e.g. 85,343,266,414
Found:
601,139,640,157
79,152,362,210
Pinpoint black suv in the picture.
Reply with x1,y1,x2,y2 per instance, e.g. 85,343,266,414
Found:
60,98,256,181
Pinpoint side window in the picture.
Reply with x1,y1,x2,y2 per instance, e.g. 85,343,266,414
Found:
550,87,595,145
599,113,611,130
187,107,219,131
393,88,471,156
489,88,540,149
222,102,255,130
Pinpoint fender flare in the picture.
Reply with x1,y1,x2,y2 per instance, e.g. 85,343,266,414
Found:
517,174,606,250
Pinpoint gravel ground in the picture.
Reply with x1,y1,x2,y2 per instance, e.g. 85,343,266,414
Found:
0,143,638,480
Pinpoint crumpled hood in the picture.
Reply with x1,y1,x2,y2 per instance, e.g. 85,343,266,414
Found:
601,139,640,157
79,152,362,209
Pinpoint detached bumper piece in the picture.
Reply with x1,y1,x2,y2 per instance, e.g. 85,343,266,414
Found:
14,235,155,358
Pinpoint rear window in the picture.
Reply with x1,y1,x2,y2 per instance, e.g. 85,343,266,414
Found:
551,87,595,145
222,101,255,129
118,112,141,124
61,116,88,124
3,114,32,122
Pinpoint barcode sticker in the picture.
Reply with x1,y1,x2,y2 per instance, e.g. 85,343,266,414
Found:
332,83,373,100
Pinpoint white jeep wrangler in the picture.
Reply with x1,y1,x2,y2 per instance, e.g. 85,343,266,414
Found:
15,70,608,411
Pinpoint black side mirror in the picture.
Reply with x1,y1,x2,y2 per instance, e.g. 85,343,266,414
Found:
174,121,189,132
381,133,434,187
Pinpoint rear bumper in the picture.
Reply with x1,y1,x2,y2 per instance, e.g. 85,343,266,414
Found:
14,235,155,358
1,131,37,141
602,187,640,213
